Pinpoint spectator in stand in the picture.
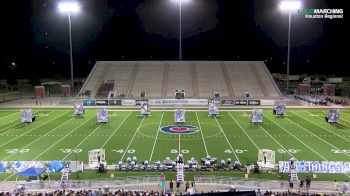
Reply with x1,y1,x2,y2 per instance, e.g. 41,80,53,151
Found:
169,180,173,192
299,179,304,191
256,189,262,196
334,179,339,191
305,176,312,193
289,178,294,191
342,180,349,194
234,160,240,170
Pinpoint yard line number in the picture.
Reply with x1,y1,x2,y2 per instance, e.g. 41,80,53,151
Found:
331,149,350,154
224,149,248,154
171,149,189,154
37,113,49,117
5,149,30,154
112,149,136,154
277,149,301,154
59,149,82,154
111,149,191,154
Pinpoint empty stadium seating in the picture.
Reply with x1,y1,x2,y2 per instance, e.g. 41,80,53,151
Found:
78,61,282,99
196,62,230,98
129,62,164,98
165,62,194,98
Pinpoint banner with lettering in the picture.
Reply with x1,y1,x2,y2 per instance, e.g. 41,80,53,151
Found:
279,161,350,173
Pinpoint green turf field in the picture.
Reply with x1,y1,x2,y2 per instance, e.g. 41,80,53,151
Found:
0,108,350,181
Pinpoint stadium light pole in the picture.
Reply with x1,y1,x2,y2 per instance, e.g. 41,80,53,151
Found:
280,0,301,93
58,2,80,95
173,0,190,61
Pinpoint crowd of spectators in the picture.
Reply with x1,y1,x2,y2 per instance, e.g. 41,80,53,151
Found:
78,90,91,97
3,178,349,196
4,189,162,196
116,94,126,98
3,189,348,196
294,93,348,106
324,97,349,106
255,191,343,196
95,80,114,99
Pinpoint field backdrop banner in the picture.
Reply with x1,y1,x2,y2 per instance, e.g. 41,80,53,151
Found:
122,99,136,106
279,161,350,174
148,99,208,106
247,100,261,106
83,99,96,106
0,161,83,173
108,99,122,106
221,100,235,106
96,99,109,106
83,99,261,106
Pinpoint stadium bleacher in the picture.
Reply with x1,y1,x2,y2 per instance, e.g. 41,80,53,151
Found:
196,62,230,98
95,80,114,99
79,61,282,99
129,62,164,98
165,62,195,98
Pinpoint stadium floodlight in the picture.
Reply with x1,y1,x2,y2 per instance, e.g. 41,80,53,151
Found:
279,0,301,93
58,2,80,13
279,1,301,11
172,0,190,3
58,1,80,95
172,0,191,60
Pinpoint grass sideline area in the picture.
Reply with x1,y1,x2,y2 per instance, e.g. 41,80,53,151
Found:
0,108,350,182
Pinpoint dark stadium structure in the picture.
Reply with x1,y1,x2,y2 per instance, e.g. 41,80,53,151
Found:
78,61,282,99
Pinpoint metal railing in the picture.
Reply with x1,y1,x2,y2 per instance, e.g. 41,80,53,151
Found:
14,175,163,192
194,176,287,191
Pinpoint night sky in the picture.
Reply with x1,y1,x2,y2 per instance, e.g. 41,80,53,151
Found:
0,0,347,79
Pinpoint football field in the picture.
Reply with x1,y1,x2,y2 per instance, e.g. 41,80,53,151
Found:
1,108,350,177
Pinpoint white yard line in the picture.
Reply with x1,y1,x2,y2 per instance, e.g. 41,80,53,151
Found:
213,116,240,164
2,174,14,182
99,112,133,149
226,111,260,150
120,116,147,161
195,111,209,156
0,112,18,120
242,111,295,158
33,115,96,160
0,111,64,148
149,112,165,162
293,111,350,143
283,113,350,179
340,118,350,124
178,134,181,153
61,111,119,160
1,116,75,161
2,112,89,182
312,111,350,130
0,124,23,136
61,124,104,161
0,111,52,136
285,115,350,160
341,112,350,117
265,115,327,161
0,118,20,128
107,109,252,112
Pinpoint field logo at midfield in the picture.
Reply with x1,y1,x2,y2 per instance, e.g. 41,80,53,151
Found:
160,125,200,134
